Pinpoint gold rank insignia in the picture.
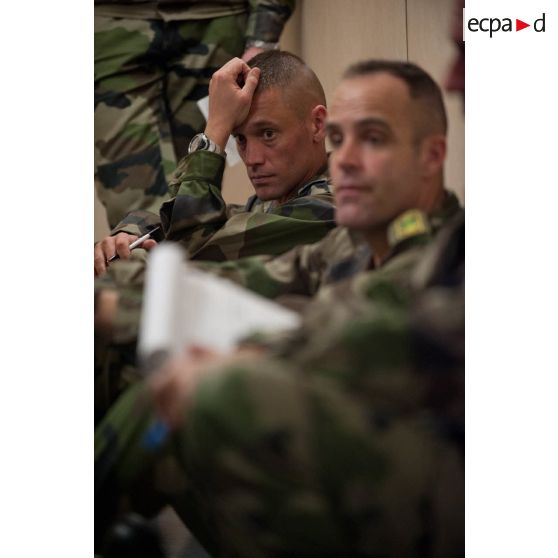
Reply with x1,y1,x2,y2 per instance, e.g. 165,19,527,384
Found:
387,210,431,248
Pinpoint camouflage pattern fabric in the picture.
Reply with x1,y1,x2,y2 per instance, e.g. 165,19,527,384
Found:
95,1,295,37
94,1,295,228
95,210,464,557
198,191,461,303
101,156,335,343
95,160,334,418
111,151,335,260
94,194,453,419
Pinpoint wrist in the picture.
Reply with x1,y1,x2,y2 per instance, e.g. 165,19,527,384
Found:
203,124,230,152
245,39,279,50
188,131,227,157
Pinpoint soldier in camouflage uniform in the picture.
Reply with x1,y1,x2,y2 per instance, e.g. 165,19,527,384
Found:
94,50,334,274
95,60,464,556
94,50,334,419
95,0,295,228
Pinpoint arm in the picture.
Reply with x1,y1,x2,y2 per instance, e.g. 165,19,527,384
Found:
187,185,336,261
95,56,260,271
196,225,343,300
158,58,260,255
243,0,295,52
158,150,231,246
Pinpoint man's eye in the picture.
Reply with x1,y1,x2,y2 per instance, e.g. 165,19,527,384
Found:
327,132,343,147
365,134,385,145
263,129,276,140
234,134,246,147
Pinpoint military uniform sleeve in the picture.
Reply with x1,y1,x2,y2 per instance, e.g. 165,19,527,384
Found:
109,209,162,238
197,235,331,300
246,0,295,43
188,188,336,261
156,150,248,254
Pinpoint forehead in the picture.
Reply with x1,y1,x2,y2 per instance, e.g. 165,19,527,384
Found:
236,87,300,133
328,73,414,127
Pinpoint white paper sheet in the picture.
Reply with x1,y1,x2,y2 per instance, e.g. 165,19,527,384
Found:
138,243,301,364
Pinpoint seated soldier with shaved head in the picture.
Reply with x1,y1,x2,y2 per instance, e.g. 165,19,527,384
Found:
94,52,336,418
94,50,335,276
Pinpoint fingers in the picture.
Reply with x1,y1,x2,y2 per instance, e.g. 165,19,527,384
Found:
94,236,117,276
142,239,158,251
94,242,108,277
93,233,138,276
188,345,217,359
206,59,262,137
114,233,136,259
241,67,260,98
150,355,193,429
224,57,251,79
210,57,248,89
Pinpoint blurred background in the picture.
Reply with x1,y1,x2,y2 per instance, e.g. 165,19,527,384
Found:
94,0,464,241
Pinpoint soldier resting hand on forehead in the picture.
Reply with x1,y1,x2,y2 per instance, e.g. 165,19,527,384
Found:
94,0,296,229
94,50,335,277
94,51,337,420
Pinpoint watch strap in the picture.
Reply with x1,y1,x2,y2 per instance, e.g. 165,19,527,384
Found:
188,133,226,157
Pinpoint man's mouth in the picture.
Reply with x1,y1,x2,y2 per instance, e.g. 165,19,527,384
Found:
336,184,367,194
250,174,274,185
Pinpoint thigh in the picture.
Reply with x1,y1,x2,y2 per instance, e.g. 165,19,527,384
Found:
95,16,170,227
181,365,464,557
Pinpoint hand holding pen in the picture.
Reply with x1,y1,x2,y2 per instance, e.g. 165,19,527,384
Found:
94,226,161,277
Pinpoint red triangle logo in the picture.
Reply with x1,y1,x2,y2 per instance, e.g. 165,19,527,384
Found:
516,19,530,31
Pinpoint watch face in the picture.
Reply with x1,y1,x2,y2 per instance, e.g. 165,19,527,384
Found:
189,133,208,153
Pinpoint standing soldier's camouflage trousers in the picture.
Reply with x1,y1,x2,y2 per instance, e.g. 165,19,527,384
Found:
94,14,248,228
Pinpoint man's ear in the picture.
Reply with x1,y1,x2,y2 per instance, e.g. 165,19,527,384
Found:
420,134,447,177
310,105,328,142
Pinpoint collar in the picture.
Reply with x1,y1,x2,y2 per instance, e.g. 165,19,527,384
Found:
386,190,463,256
387,210,431,249
247,163,332,212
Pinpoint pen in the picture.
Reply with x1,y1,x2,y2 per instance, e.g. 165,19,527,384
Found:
107,226,161,263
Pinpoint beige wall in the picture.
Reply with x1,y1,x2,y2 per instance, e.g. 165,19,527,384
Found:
95,0,464,239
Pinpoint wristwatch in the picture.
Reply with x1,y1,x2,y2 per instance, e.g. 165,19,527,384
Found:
188,133,226,157
245,39,279,51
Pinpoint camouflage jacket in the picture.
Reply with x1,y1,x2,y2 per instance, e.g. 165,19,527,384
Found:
96,210,464,557
199,191,462,304
112,150,335,261
95,0,295,45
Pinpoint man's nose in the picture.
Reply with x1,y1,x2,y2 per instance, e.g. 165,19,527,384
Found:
243,140,265,166
333,137,360,172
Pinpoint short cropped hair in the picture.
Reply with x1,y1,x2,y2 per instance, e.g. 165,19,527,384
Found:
248,50,326,116
343,60,448,140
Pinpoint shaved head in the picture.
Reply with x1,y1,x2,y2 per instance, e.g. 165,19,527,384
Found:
247,50,326,118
